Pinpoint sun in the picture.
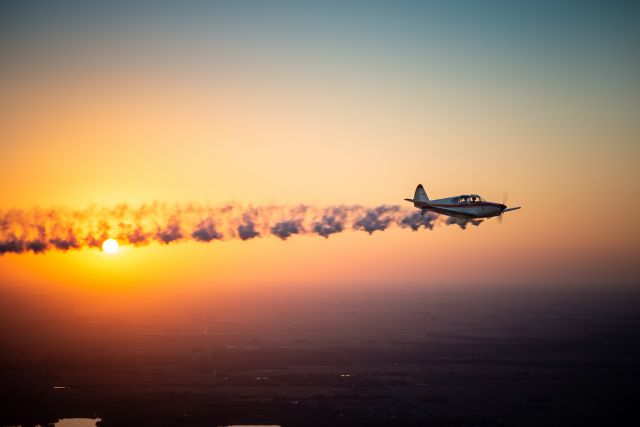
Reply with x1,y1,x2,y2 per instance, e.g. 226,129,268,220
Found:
102,238,119,254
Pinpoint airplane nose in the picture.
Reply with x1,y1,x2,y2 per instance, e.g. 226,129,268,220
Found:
498,203,507,211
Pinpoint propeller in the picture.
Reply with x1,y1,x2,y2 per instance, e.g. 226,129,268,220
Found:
497,191,509,223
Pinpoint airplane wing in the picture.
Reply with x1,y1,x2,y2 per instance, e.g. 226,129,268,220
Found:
503,207,521,213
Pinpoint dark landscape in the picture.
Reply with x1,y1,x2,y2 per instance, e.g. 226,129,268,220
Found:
2,284,638,426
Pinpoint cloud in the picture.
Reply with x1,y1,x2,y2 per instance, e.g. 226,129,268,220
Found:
271,220,302,240
353,205,399,234
156,219,182,243
127,227,149,246
0,239,25,255
445,216,483,229
0,202,485,254
192,219,223,242
25,240,47,253
313,215,344,238
237,214,260,240
398,211,438,231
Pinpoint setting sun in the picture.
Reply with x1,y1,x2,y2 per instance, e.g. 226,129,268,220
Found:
102,238,119,254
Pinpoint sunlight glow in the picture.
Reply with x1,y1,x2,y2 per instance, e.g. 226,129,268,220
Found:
102,238,119,254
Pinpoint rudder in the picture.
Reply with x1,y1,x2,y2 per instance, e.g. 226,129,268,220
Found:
414,184,429,202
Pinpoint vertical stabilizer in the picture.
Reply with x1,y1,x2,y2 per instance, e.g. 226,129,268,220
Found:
414,184,429,202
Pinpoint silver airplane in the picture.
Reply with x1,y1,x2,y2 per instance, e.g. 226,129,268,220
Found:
405,184,521,220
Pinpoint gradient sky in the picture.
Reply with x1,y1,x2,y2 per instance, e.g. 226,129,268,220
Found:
1,1,639,293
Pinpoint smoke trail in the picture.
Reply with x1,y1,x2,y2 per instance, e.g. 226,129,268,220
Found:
271,220,302,240
192,218,223,242
0,203,482,255
444,216,483,229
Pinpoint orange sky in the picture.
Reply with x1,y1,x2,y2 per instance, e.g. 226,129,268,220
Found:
1,2,639,294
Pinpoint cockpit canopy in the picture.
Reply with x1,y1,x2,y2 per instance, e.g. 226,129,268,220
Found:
454,194,485,204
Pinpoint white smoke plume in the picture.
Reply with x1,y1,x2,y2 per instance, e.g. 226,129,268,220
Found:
0,203,482,254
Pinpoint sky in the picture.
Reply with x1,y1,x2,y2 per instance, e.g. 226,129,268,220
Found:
1,1,639,295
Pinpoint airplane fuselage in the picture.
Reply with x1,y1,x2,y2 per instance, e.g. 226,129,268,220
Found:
412,197,505,219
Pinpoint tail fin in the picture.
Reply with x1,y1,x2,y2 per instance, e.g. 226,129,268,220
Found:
414,184,429,202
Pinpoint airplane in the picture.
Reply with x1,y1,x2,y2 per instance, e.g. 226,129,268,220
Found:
404,184,521,220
